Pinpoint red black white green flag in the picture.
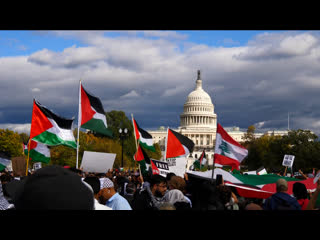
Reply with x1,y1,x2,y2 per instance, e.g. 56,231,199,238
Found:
193,150,207,169
24,139,50,164
134,144,150,175
79,82,112,137
30,99,77,149
165,128,194,159
132,117,155,152
214,123,248,170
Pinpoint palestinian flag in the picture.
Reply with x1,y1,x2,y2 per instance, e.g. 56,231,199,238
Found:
30,100,77,149
187,168,318,199
0,156,11,172
80,82,112,137
193,150,207,169
132,117,155,152
165,128,194,159
214,123,248,170
134,144,150,175
24,140,51,164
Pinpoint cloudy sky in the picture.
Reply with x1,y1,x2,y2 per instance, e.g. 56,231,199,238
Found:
1,30,320,135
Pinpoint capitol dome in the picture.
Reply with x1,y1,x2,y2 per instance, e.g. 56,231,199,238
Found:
180,70,217,129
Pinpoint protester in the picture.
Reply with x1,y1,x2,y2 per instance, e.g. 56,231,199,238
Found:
0,173,14,210
306,172,320,210
292,182,309,210
7,165,94,210
131,174,167,210
216,185,239,210
167,175,192,207
244,202,263,210
123,181,136,208
83,176,112,210
158,202,176,210
263,178,301,210
164,189,191,210
99,177,132,210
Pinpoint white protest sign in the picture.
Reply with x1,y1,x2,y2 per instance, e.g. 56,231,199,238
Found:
80,151,116,173
147,159,170,177
282,154,295,167
167,157,188,177
146,157,188,177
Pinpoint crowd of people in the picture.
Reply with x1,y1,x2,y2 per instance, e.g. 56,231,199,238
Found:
0,165,320,210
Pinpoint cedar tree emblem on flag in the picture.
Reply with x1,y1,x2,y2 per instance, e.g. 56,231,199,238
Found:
214,123,248,170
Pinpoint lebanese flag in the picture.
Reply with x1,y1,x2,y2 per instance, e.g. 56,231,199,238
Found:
80,83,112,137
132,117,155,152
214,123,248,170
24,140,50,164
165,128,194,159
30,100,77,149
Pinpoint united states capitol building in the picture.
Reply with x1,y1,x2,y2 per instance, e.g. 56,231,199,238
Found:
148,70,288,167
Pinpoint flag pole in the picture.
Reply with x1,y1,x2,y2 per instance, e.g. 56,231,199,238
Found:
164,127,169,162
26,99,35,176
131,114,143,183
25,139,31,176
76,79,81,169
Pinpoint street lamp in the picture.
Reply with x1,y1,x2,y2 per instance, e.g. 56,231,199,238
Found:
119,128,129,168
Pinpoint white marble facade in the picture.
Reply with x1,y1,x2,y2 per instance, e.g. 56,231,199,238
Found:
148,70,287,166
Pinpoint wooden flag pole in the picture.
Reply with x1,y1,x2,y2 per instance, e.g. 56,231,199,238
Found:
26,99,35,176
25,140,31,176
76,79,81,169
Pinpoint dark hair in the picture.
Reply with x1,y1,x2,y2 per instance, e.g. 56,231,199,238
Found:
149,174,166,187
125,182,136,194
0,173,13,184
292,182,308,200
84,176,101,195
166,172,176,182
68,167,83,175
216,185,232,205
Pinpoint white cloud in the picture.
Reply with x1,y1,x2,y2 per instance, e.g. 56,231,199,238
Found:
120,90,139,99
0,123,31,134
31,88,40,92
2,31,320,135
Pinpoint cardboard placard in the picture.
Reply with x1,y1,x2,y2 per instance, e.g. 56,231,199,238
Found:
80,151,116,173
11,156,27,177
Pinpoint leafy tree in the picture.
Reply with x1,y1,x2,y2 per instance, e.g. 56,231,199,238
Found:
19,132,29,144
0,129,24,157
242,125,256,146
242,128,320,172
